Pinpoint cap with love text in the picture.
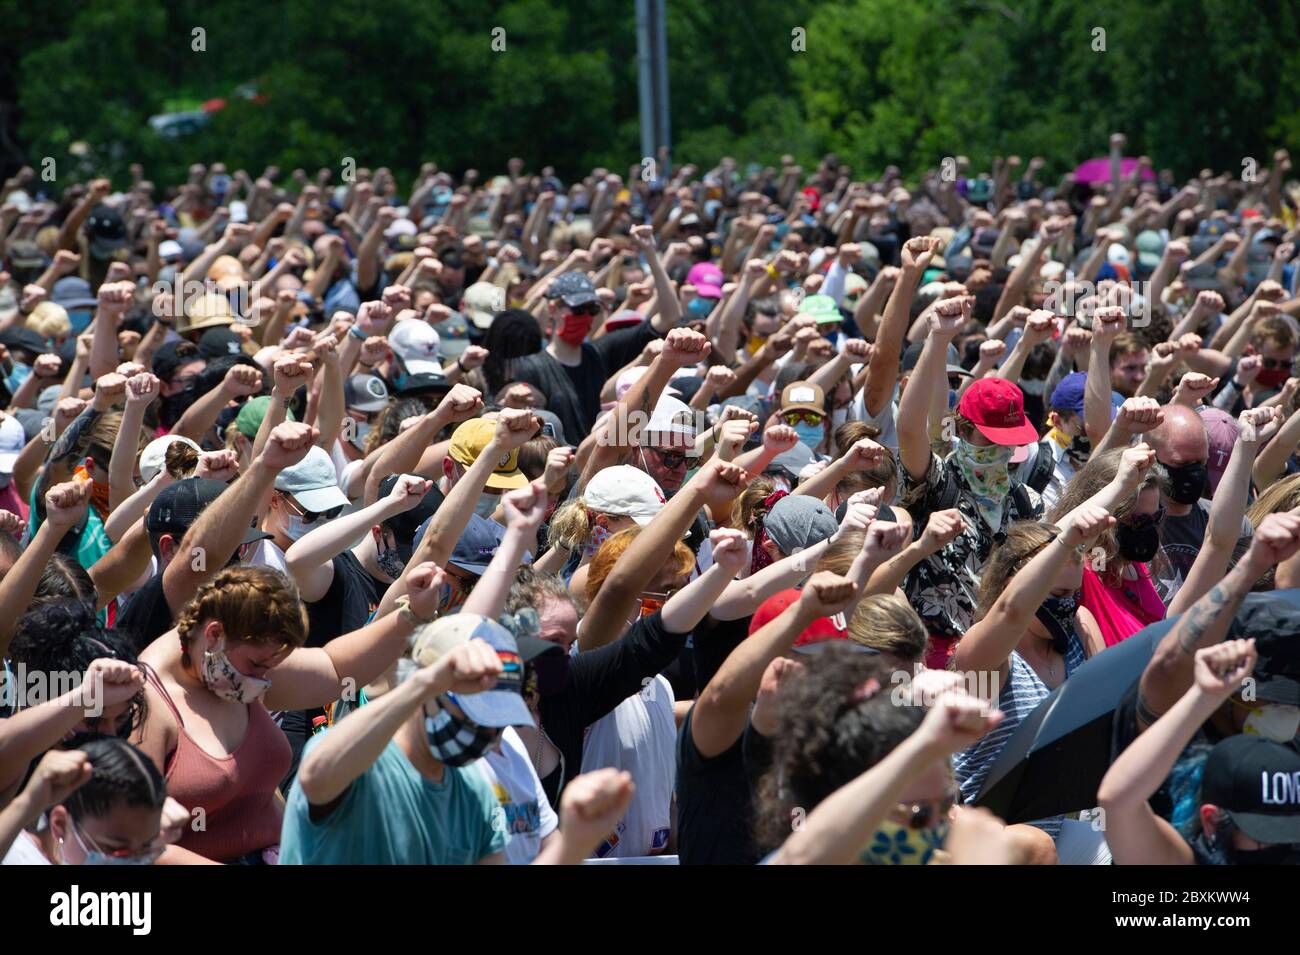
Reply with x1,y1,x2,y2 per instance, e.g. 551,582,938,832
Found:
957,377,1039,446
1201,735,1300,845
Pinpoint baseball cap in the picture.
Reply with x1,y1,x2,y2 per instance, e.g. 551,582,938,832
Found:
446,514,508,575
152,340,202,383
273,445,349,514
0,326,50,359
796,294,843,325
198,326,244,361
747,588,850,648
7,240,47,271
146,477,272,545
1201,735,1300,845
344,373,390,413
615,365,680,403
158,239,184,260
763,495,838,555
1135,230,1166,270
957,377,1039,445
584,465,667,526
461,282,505,330
409,613,532,728
377,474,445,563
1049,371,1088,417
686,262,725,299
389,319,442,375
448,418,528,490
768,441,815,482
1198,407,1239,489
545,271,598,308
0,414,24,473
138,435,201,483
86,205,127,259
234,395,295,440
780,381,825,415
604,309,645,332
901,340,969,379
50,277,98,311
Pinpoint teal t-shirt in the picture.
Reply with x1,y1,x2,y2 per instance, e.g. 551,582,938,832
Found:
279,735,508,865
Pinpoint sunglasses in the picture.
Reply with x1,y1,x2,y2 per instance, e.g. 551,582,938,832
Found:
567,303,601,317
648,447,687,469
282,495,344,523
1261,357,1294,370
1124,506,1166,531
897,796,956,830
782,410,824,427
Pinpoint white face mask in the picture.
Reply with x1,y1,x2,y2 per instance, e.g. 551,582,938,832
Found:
474,493,499,518
1243,704,1300,743
283,512,323,541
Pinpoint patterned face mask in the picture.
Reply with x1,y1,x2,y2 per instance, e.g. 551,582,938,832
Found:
424,696,501,766
201,643,273,704
860,818,949,865
952,439,1014,530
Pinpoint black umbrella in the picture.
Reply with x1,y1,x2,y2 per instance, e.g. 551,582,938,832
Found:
972,590,1300,823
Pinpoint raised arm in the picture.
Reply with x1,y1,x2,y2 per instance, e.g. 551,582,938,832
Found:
897,295,968,480
863,237,938,419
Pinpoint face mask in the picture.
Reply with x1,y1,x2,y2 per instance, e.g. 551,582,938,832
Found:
375,538,406,579
474,492,499,518
283,512,324,541
1036,592,1079,656
425,696,500,766
792,422,823,450
1066,434,1092,470
1242,704,1300,743
68,310,95,335
860,818,949,865
1257,367,1291,390
349,420,372,451
1163,460,1208,505
687,297,714,320
557,312,594,346
5,361,30,394
1117,521,1161,563
952,439,1014,529
745,333,768,356
68,822,160,866
200,643,273,704
584,521,612,560
1047,426,1073,450
159,385,197,429
438,579,469,615
529,652,571,697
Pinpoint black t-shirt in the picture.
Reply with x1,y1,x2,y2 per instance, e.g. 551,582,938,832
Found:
304,551,382,648
676,704,761,865
1155,501,1252,604
513,323,660,442
536,610,691,806
691,615,750,697
116,572,174,653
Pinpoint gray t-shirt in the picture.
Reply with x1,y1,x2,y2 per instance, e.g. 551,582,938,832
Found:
1154,499,1253,605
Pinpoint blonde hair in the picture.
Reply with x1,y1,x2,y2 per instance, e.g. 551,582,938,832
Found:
548,498,595,551
816,529,862,576
27,301,70,341
974,521,1058,623
848,594,928,662
176,566,309,661
1247,472,1300,528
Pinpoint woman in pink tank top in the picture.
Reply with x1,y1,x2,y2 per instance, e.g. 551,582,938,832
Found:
134,564,438,863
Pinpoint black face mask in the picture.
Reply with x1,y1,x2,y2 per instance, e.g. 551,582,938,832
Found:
1066,434,1091,469
529,651,571,697
159,384,197,429
1163,460,1208,505
1035,592,1079,656
1117,522,1161,563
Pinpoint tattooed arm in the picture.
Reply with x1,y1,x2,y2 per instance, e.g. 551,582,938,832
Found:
1134,512,1300,730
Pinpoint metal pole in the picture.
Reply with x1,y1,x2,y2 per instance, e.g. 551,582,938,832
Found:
636,0,670,180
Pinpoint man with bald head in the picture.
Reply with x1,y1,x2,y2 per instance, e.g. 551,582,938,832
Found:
1146,404,1252,602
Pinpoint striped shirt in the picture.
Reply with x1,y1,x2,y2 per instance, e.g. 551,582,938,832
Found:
953,632,1086,836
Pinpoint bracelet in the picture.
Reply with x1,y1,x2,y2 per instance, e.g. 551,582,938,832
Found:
348,325,367,341
454,357,464,373
395,594,436,628
766,264,779,280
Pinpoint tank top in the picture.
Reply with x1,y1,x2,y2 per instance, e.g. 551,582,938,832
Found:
143,664,290,862
1081,563,1166,648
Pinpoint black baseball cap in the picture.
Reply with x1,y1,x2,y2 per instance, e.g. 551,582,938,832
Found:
87,204,128,259
152,340,203,384
1201,735,1300,845
146,478,273,546
0,326,51,359
544,271,598,308
377,475,445,563
1229,597,1300,704
198,326,244,361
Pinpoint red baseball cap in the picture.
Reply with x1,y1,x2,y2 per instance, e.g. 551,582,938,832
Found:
749,588,848,648
957,378,1039,446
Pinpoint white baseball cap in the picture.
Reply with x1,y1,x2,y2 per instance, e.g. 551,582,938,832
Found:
139,434,201,483
274,445,349,513
0,414,25,473
388,319,442,375
584,466,667,526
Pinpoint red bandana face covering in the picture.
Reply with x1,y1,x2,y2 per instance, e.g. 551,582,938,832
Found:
750,490,789,575
557,313,594,346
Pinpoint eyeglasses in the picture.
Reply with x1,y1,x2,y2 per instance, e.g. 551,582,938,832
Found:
282,495,344,523
781,410,824,427
568,303,601,317
1261,357,1294,370
647,447,687,469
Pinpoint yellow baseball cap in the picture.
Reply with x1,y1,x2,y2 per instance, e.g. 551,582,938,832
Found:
448,418,528,490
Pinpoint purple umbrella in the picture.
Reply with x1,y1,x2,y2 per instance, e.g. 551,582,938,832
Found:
1072,157,1155,185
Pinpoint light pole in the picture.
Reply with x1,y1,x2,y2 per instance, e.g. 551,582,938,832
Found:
636,0,671,180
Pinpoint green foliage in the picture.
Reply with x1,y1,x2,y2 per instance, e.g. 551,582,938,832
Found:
4,0,1299,191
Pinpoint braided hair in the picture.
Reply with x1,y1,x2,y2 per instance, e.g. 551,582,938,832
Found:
174,566,308,669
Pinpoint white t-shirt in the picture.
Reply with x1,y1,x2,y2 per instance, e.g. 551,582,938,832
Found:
2,831,49,865
580,675,675,858
478,727,558,865
848,388,900,453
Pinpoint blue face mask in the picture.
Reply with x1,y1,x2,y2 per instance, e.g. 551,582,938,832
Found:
68,310,94,335
4,362,30,394
68,821,161,866
948,389,959,409
687,297,714,319
793,422,823,450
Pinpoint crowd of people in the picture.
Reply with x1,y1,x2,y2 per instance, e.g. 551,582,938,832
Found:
0,141,1298,866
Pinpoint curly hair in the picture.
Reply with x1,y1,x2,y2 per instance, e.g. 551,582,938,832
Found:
10,600,145,735
364,398,428,457
753,646,925,852
175,566,309,664
506,565,585,617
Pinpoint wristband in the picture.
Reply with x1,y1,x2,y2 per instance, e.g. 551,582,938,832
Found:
454,357,464,373
766,264,779,280
395,594,436,628
348,325,367,341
